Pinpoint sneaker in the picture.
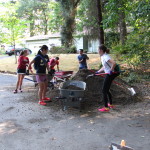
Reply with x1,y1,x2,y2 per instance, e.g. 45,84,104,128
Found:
42,97,51,101
13,90,17,94
108,103,115,108
98,107,110,112
38,101,47,106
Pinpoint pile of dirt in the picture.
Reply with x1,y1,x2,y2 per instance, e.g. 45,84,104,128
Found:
49,69,142,109
71,69,142,106
64,85,83,90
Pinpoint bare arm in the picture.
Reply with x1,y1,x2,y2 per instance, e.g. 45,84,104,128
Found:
107,59,116,71
97,67,104,73
86,55,89,60
79,59,83,63
46,64,50,72
57,65,59,71
28,59,35,73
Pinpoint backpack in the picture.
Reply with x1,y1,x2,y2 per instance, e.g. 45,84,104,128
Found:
106,61,121,72
34,55,47,70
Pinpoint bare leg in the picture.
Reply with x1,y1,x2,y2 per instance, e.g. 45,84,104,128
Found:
15,74,21,90
19,74,25,90
38,82,44,101
42,82,47,99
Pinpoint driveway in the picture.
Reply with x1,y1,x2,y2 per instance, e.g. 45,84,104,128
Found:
0,74,149,150
0,55,12,60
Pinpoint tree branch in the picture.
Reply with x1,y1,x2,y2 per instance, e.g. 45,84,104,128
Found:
74,0,80,7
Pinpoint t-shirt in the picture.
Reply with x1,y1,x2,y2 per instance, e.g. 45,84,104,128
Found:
101,53,112,73
34,54,49,74
18,56,29,69
48,58,59,70
78,54,88,68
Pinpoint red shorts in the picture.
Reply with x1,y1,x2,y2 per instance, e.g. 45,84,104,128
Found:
36,75,47,83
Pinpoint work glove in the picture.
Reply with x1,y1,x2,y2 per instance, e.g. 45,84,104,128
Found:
95,71,99,74
26,70,29,75
109,71,113,75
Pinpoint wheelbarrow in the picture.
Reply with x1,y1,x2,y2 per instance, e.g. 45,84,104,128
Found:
58,80,86,111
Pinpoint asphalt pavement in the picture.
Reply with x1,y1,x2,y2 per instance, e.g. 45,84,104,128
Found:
0,74,149,150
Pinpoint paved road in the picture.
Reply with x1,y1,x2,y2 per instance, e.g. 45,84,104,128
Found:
0,55,12,60
0,74,149,150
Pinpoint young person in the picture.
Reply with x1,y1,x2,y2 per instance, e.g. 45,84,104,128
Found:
48,57,59,75
96,45,120,112
14,50,29,93
77,49,89,69
28,45,50,106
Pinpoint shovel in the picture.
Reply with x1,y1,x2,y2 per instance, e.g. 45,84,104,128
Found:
86,71,136,96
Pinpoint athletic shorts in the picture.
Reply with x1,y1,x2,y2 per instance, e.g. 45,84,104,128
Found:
17,69,26,74
36,75,47,83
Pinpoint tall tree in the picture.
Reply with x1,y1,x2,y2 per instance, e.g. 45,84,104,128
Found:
118,0,127,45
96,0,104,44
57,0,81,48
0,1,27,63
17,0,52,36
103,0,127,45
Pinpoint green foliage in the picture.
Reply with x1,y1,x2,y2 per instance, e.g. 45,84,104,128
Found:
0,2,27,45
105,32,120,48
112,31,150,71
50,46,77,54
123,72,141,83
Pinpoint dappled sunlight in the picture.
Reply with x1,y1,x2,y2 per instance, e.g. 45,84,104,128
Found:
68,116,76,120
0,121,19,135
80,114,89,118
88,119,95,124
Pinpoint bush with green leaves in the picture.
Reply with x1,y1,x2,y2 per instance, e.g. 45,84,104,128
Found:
112,32,150,72
50,46,77,54
105,32,119,48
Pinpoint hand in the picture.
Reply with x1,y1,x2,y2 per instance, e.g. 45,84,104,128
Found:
109,71,113,75
26,70,29,75
95,71,99,74
30,70,33,74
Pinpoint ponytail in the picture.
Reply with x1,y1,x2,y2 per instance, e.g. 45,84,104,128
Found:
37,50,42,55
37,45,48,55
20,51,24,56
99,45,110,54
20,49,28,56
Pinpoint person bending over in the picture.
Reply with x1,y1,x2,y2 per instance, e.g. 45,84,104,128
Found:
96,45,120,112
48,57,59,75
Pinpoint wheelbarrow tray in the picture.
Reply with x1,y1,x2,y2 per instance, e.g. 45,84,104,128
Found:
59,80,86,98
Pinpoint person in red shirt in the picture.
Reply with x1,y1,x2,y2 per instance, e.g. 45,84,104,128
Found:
48,57,59,75
14,50,30,93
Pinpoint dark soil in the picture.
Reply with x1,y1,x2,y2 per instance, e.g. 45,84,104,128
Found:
49,69,143,110
64,85,83,90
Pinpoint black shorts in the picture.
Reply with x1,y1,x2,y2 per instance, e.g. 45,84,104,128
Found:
17,69,26,74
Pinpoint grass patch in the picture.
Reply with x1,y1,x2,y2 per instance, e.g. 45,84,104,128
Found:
0,54,100,73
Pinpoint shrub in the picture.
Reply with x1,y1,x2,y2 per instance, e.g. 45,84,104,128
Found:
111,32,150,72
50,46,77,54
105,32,120,48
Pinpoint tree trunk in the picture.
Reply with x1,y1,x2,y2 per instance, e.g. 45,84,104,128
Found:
96,0,104,45
118,2,127,45
29,14,34,37
59,0,80,48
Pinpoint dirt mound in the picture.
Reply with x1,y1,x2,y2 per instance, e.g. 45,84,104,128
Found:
71,69,141,106
49,69,142,110
64,85,83,90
